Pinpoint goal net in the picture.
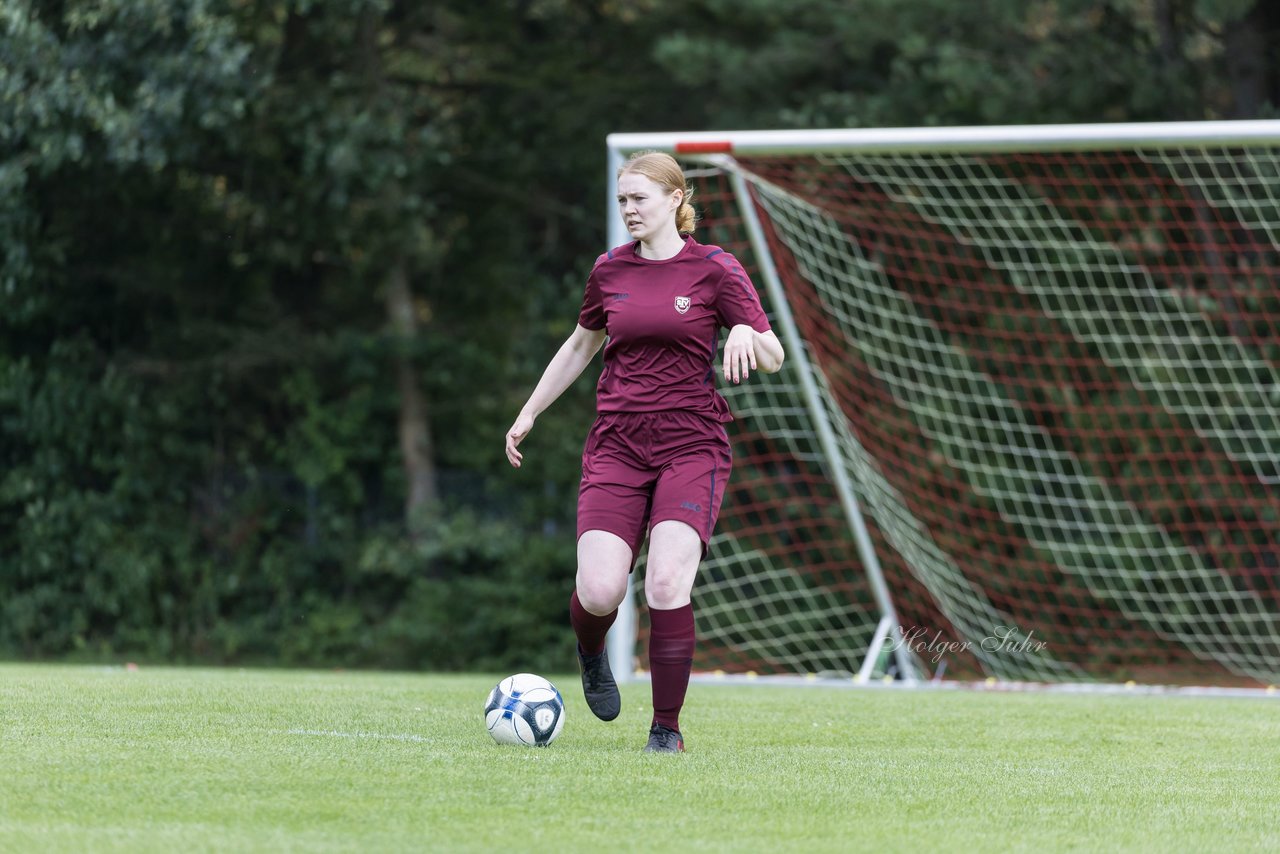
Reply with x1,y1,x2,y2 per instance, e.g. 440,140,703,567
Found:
607,123,1280,687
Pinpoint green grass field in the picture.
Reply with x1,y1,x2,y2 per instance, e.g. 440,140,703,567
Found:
2,664,1277,852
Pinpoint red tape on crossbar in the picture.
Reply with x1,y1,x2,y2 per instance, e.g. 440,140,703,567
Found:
675,141,733,154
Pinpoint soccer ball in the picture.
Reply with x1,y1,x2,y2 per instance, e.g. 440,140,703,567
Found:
484,673,565,747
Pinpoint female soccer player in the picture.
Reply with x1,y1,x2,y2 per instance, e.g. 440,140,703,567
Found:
504,151,784,753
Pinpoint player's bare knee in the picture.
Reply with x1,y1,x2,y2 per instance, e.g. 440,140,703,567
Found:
577,587,625,616
575,572,627,614
643,571,691,610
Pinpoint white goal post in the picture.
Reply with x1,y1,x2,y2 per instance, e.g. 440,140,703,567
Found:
604,121,1280,688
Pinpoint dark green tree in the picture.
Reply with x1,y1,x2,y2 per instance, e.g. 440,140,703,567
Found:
649,0,1279,127
2,0,1276,667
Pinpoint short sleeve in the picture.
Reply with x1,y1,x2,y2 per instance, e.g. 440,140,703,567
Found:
713,252,771,332
577,254,607,330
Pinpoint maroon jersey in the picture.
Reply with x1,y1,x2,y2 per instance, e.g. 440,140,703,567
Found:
578,236,771,422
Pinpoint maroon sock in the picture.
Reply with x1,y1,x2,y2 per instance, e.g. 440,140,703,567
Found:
569,589,617,656
648,603,695,732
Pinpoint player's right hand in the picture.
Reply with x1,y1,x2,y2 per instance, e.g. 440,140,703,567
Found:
505,413,535,468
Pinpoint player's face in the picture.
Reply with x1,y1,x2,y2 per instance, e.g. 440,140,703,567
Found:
617,172,681,243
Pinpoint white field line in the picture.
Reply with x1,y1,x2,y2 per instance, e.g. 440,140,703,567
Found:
645,671,1280,699
283,728,437,743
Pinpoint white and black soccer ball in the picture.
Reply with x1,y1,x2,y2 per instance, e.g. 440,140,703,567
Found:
484,673,565,747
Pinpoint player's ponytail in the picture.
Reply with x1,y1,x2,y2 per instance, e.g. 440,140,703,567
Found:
675,194,697,235
619,150,698,235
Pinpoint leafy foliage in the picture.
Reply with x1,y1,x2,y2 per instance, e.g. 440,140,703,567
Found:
1,0,1277,667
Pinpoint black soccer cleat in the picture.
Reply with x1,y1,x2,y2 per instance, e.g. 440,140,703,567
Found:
643,723,685,753
577,646,621,721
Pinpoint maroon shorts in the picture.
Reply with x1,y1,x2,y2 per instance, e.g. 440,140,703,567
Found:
577,410,732,560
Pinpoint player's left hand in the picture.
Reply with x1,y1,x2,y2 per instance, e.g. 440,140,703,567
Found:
723,324,758,384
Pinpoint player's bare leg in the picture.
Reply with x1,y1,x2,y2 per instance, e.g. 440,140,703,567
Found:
572,530,632,721
641,520,702,752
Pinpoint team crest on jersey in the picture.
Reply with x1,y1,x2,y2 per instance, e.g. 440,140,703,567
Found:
674,296,692,315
